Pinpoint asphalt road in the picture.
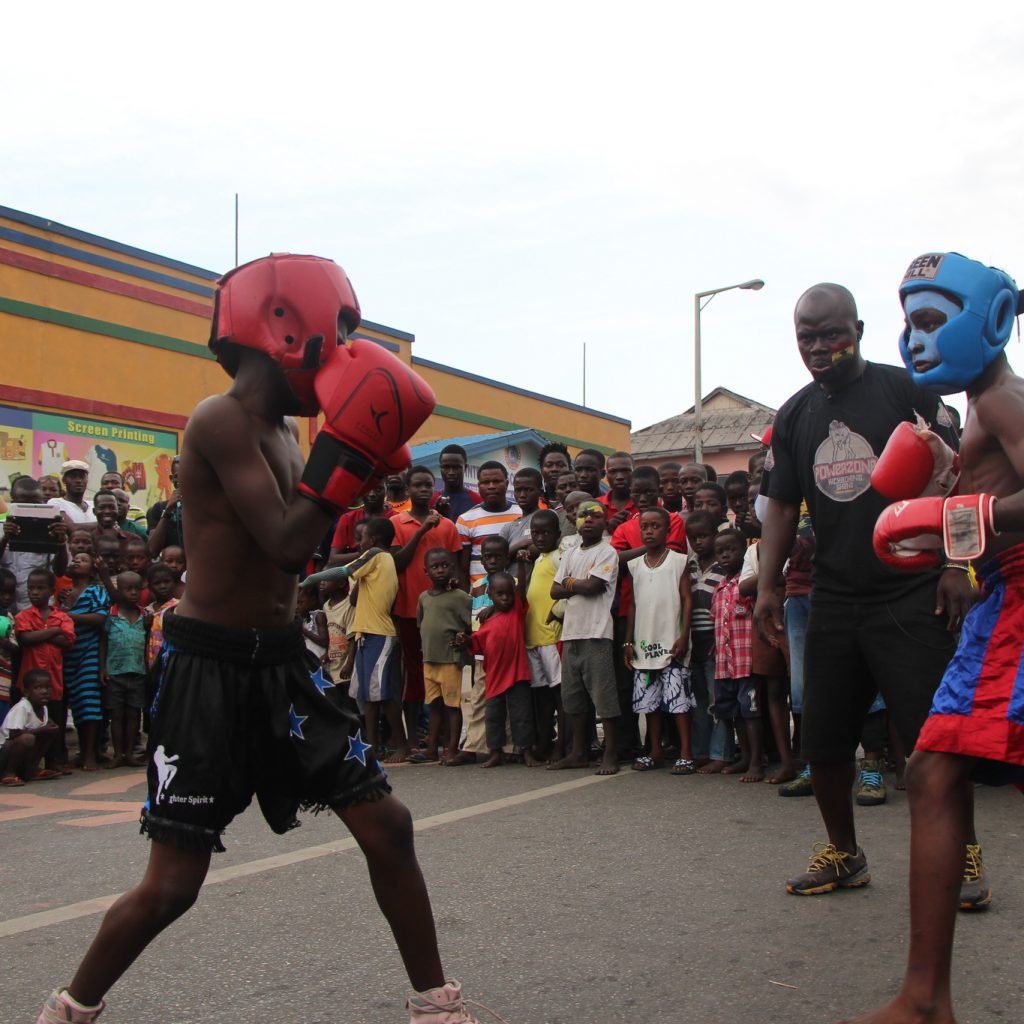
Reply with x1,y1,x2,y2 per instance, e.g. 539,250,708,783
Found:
2,760,1020,1024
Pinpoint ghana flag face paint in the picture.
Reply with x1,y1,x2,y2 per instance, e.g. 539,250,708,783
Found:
831,339,856,363
576,500,603,530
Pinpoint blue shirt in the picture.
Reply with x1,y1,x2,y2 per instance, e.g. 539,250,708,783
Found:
104,608,147,677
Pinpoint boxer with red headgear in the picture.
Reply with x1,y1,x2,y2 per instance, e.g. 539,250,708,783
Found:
37,255,482,1024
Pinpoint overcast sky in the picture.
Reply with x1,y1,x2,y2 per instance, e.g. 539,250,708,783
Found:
5,2,1023,432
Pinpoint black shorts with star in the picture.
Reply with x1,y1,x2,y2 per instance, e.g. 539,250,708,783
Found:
140,611,391,853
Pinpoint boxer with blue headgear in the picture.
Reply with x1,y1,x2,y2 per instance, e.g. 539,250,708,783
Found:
851,252,1024,1024
898,251,1022,395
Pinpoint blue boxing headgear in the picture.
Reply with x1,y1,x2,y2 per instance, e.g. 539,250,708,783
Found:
899,252,1021,395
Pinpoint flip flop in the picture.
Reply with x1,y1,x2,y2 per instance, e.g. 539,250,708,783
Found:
631,755,662,772
406,751,436,764
1,775,25,786
29,768,60,781
671,759,696,775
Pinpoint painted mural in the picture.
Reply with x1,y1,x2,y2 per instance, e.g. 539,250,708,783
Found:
0,405,178,510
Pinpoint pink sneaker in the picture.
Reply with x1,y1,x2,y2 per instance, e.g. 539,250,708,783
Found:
407,981,481,1023
36,991,104,1023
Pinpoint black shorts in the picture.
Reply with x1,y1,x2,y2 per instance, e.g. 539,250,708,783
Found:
801,585,956,763
140,612,391,853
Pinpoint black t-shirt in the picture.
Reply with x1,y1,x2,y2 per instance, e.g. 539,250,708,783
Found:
763,361,958,601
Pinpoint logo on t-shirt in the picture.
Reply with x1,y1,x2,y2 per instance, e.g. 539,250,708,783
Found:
813,420,878,502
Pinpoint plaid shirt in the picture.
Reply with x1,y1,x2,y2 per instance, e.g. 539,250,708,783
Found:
711,573,753,680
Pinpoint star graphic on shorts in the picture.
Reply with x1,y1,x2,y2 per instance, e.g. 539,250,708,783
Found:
345,729,372,766
310,666,335,696
288,704,308,740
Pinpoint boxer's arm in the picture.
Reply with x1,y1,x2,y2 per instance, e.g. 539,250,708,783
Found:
187,396,331,573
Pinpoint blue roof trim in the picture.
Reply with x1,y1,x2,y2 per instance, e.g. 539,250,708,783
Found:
361,318,414,343
0,225,216,298
0,205,219,280
351,333,400,353
412,428,549,462
412,357,630,426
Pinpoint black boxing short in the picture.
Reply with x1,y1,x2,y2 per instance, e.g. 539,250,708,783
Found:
139,611,391,853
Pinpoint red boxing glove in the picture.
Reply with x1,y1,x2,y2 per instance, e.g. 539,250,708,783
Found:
299,341,436,514
943,494,998,562
872,497,945,571
871,420,959,501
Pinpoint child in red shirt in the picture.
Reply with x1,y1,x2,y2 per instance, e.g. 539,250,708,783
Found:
457,572,538,768
14,568,75,773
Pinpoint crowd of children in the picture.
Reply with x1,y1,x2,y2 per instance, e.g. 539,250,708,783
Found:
0,461,185,783
1,440,885,803
290,439,885,801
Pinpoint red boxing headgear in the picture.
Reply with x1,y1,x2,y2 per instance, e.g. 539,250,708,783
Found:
210,254,361,416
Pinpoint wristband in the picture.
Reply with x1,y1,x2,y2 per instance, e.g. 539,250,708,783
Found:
565,576,575,592
941,562,971,572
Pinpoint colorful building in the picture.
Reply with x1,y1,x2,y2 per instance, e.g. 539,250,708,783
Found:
0,205,630,507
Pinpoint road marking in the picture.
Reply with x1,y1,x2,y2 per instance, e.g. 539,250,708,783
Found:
0,793,141,824
0,772,618,938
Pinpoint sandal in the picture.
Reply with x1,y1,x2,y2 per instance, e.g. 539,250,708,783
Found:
29,768,60,781
1,774,25,786
631,755,662,772
406,751,436,764
671,759,696,775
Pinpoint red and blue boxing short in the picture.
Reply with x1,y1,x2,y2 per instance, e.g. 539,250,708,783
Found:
917,543,1024,788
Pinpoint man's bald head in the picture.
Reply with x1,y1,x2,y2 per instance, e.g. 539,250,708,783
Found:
794,283,859,324
794,282,865,391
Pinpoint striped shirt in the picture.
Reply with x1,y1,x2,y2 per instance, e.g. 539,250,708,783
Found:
456,503,521,588
687,555,725,637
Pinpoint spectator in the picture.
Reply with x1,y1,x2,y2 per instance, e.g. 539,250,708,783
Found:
459,572,537,768
37,475,62,501
554,470,578,509
146,455,183,555
159,546,186,598
0,476,70,610
386,474,412,515
625,507,695,774
521,510,564,762
685,510,734,774
430,444,481,523
538,442,571,508
572,449,606,499
711,527,764,782
501,467,544,558
391,467,463,747
414,548,471,765
319,574,355,690
0,669,59,786
329,481,390,563
693,482,729,526
112,488,148,539
99,471,124,493
48,460,96,525
456,462,520,761
723,470,751,527
14,568,74,774
550,500,620,775
144,563,179,671
101,571,147,768
0,568,17,717
678,463,708,514
598,451,636,532
658,462,684,514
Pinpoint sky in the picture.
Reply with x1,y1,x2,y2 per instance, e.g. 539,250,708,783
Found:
5,2,1024,432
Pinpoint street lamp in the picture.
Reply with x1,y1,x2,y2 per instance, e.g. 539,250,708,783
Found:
693,278,765,463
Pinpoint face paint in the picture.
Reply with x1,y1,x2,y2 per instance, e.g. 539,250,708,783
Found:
576,500,602,529
830,340,856,363
903,290,963,370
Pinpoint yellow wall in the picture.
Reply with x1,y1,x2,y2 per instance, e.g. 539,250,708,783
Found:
0,206,630,460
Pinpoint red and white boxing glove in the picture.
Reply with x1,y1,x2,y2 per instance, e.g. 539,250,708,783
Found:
871,419,959,501
874,494,999,570
299,341,435,514
873,497,945,571
943,493,998,562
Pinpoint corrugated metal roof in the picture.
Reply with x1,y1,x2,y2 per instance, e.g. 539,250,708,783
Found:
411,429,550,462
632,388,776,457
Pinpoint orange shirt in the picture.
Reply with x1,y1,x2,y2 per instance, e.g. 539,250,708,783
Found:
391,511,463,619
14,606,75,699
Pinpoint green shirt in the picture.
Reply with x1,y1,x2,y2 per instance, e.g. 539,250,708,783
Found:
417,588,472,665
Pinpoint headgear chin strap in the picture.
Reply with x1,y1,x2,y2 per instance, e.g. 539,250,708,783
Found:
898,252,1019,395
